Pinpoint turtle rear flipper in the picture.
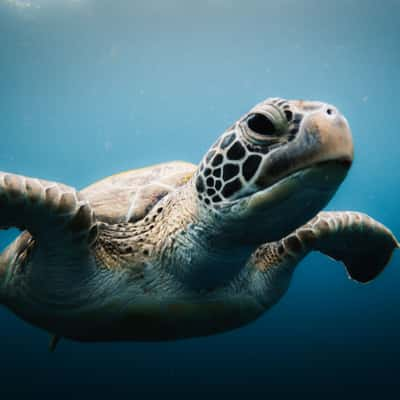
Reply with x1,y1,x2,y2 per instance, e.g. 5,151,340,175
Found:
0,172,98,293
292,211,399,283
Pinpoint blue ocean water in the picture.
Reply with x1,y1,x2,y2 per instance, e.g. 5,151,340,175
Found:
0,0,399,398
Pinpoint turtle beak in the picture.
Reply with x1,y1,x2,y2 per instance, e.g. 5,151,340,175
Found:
254,103,354,189
304,103,354,166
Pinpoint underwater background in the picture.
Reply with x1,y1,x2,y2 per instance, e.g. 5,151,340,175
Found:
0,0,399,398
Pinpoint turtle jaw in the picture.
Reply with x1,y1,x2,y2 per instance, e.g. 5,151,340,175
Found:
229,159,352,244
245,159,351,212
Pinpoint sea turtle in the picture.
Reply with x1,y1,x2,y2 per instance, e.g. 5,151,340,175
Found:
0,98,398,350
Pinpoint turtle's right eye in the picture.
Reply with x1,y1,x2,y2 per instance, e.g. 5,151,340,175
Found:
246,113,278,136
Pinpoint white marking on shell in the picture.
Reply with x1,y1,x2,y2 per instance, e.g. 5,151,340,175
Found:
126,190,141,223
125,182,176,223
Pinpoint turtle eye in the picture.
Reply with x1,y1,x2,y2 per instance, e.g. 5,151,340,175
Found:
247,113,277,136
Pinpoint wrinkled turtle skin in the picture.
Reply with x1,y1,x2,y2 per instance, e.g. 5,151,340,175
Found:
0,98,398,349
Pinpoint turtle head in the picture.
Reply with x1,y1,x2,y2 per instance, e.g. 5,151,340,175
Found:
194,98,354,244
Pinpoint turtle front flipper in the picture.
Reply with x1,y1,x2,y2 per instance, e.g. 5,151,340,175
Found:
253,211,398,284
0,172,98,296
0,171,97,243
296,211,399,283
